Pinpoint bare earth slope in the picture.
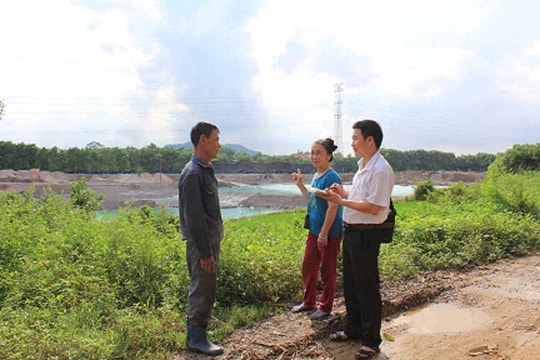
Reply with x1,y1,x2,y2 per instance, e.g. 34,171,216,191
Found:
171,255,539,360
0,170,485,210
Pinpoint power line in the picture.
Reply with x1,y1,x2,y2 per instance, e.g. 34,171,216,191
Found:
333,82,344,155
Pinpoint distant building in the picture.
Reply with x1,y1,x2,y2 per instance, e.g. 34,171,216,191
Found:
293,151,310,159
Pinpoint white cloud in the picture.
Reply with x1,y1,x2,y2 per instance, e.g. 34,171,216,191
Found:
244,0,494,151
496,41,540,103
0,2,146,98
245,0,492,95
127,0,162,20
0,0,187,148
1,0,538,156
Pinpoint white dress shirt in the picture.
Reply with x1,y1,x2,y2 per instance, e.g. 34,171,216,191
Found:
343,151,395,224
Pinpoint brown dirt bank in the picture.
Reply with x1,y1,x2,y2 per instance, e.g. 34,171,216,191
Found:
0,170,485,210
216,170,485,186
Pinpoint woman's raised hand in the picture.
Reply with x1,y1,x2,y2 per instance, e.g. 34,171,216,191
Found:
292,168,303,186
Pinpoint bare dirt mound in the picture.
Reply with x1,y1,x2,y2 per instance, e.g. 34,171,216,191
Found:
239,193,306,209
171,255,539,360
1,170,485,211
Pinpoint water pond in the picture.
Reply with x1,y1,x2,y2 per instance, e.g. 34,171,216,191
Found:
98,184,417,220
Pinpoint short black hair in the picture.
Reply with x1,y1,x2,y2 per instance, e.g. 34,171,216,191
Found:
190,121,219,146
352,119,383,149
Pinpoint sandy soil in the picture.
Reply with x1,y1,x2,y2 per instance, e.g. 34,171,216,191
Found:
171,255,539,360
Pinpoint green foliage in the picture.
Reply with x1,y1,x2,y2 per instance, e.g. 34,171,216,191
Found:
218,212,306,306
0,190,185,359
0,183,307,359
0,173,538,359
380,194,539,278
483,146,540,219
70,177,105,212
412,177,435,201
426,181,482,205
212,304,276,340
482,172,539,220
495,143,540,173
1,140,498,173
381,148,495,172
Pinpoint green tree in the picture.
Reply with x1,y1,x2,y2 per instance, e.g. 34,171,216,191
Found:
64,147,84,173
0,99,4,120
498,143,540,173
0,141,17,169
457,153,496,171
138,143,162,172
86,141,105,150
48,146,63,171
160,147,188,173
216,146,236,164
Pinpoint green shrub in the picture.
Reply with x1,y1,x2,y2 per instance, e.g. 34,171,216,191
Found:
70,178,104,212
427,181,482,205
412,177,435,201
218,212,305,306
0,173,538,359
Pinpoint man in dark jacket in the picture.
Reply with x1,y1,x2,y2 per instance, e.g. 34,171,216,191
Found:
178,121,224,356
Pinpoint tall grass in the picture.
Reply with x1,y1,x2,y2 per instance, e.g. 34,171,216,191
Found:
0,172,538,359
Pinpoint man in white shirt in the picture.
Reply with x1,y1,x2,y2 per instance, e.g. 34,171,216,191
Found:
318,119,394,359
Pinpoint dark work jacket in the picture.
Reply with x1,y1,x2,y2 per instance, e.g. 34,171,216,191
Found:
178,155,224,259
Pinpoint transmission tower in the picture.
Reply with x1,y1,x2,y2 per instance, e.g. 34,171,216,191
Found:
333,82,344,155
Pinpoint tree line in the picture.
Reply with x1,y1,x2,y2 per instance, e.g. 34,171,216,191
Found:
0,140,515,174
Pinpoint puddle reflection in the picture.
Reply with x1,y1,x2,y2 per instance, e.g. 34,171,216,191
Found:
393,303,492,334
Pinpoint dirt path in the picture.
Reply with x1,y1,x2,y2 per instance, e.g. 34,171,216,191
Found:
172,255,539,360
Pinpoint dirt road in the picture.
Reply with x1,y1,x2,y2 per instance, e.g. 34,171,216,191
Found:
379,255,539,360
172,255,539,360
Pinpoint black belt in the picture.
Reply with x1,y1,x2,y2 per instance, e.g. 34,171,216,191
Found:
344,222,393,230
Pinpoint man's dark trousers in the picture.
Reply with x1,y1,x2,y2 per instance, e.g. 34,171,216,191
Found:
342,228,382,349
186,242,220,328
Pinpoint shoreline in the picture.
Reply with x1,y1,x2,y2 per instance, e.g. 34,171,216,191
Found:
0,170,485,211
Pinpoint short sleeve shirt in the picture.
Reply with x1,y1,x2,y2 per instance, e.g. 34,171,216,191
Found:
307,169,343,238
343,151,395,224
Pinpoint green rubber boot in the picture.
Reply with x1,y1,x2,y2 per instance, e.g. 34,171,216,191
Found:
187,326,224,356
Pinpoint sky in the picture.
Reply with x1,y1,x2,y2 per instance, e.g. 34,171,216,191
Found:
1,0,539,156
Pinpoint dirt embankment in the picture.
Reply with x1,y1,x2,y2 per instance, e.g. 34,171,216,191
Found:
216,171,485,186
0,169,485,210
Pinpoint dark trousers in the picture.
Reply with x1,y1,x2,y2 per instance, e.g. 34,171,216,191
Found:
186,242,220,329
342,228,382,348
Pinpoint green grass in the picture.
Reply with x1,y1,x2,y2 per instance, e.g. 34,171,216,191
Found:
0,172,539,359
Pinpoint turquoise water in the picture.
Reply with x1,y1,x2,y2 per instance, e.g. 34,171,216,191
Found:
220,183,415,198
97,184,416,220
97,206,282,220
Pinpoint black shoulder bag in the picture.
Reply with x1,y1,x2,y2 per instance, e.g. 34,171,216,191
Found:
380,199,397,243
303,214,310,229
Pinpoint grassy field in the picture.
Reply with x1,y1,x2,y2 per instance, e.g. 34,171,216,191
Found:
0,171,538,359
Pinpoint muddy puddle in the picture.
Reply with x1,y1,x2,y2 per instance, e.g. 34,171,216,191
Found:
391,302,492,334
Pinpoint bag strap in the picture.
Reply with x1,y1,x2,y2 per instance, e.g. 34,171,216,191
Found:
389,198,396,215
